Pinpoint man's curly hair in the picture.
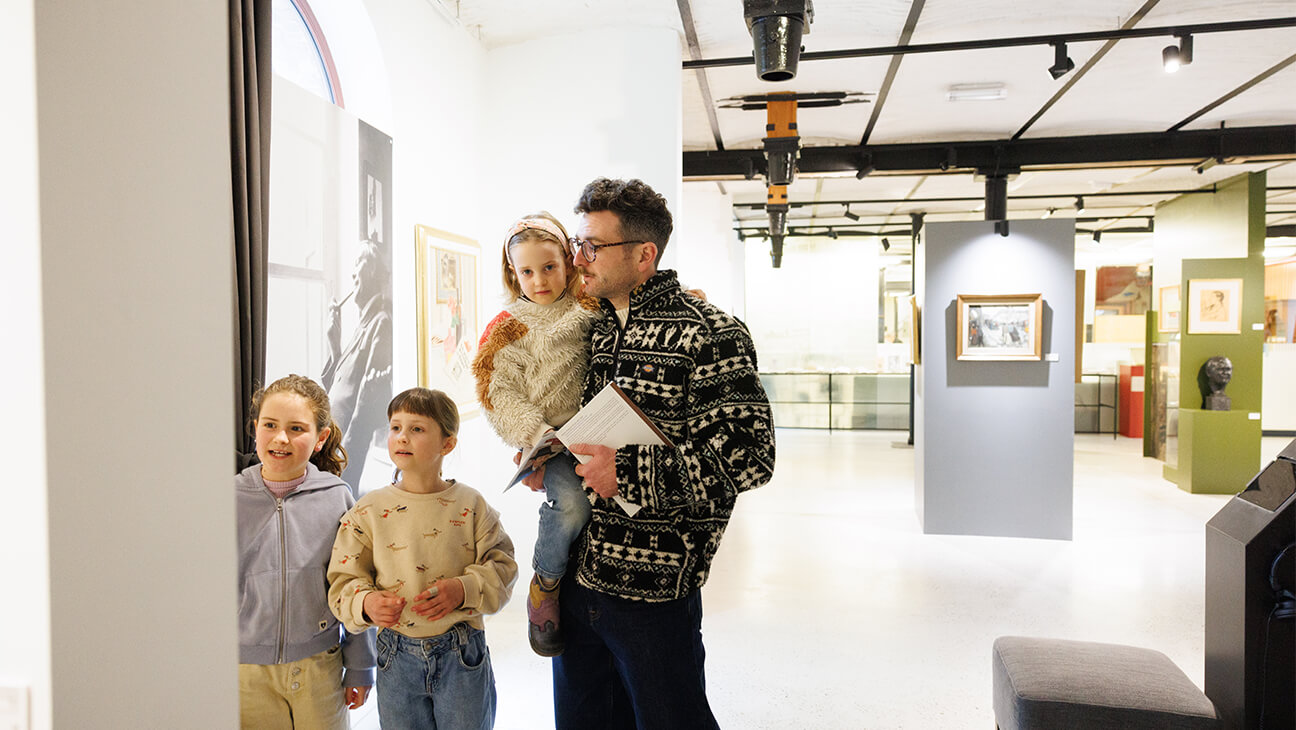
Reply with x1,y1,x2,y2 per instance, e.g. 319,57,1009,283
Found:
574,178,673,263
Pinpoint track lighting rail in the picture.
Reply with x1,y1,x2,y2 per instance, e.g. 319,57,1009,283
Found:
683,17,1296,70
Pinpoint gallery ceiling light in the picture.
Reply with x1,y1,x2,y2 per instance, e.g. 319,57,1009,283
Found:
982,171,1011,221
946,83,1007,102
1048,41,1075,80
1092,230,1103,243
881,237,891,251
843,205,860,221
1163,34,1194,73
1074,195,1085,212
1042,207,1056,219
856,153,876,179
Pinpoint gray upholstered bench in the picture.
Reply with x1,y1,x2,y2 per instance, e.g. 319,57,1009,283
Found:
992,636,1219,729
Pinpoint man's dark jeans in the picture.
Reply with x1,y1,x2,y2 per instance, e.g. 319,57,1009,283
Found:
552,578,720,730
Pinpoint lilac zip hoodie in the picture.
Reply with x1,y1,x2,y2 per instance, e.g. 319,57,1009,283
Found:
236,462,375,688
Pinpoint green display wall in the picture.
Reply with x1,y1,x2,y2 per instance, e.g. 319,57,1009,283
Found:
1163,174,1266,494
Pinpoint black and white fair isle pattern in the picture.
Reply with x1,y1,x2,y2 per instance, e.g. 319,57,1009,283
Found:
571,270,776,602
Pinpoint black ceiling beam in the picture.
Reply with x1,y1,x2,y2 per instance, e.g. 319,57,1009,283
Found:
683,125,1296,179
861,0,927,145
683,17,1296,70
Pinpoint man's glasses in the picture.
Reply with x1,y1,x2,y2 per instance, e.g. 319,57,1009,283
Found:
568,237,645,263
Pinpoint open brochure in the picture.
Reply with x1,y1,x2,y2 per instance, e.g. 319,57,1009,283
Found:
506,382,674,517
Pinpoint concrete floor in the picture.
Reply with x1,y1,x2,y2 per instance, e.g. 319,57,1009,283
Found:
351,425,1286,729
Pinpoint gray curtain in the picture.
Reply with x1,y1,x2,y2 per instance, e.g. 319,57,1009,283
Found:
231,0,271,467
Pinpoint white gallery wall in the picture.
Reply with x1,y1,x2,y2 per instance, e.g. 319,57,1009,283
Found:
676,183,746,318
744,235,881,371
916,220,1076,539
16,1,238,728
0,1,51,727
480,26,683,309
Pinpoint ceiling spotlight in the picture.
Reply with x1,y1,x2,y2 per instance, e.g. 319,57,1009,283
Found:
843,205,860,221
1163,34,1193,73
1092,230,1103,243
1048,41,1075,80
994,220,1010,237
1074,195,1085,212
1194,157,1220,175
983,173,1009,221
881,237,891,251
1042,207,1055,219
828,229,838,239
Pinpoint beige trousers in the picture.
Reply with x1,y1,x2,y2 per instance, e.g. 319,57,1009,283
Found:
239,645,348,730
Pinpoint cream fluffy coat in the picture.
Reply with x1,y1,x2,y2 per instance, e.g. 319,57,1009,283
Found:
472,296,600,450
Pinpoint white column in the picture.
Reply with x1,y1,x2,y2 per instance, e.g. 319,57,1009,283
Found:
677,184,746,318
30,1,238,727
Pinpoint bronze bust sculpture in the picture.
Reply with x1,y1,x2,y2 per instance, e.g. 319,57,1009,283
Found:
1199,356,1233,411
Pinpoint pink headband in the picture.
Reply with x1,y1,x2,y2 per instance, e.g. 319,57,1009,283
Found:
506,218,567,247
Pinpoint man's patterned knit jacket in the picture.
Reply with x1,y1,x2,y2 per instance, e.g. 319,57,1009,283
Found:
570,269,776,602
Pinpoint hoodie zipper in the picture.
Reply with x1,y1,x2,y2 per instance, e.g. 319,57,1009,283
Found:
276,497,287,664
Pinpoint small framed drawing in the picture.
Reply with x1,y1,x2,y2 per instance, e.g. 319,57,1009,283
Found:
956,293,1044,361
908,295,921,365
1186,278,1242,334
415,225,480,415
1158,285,1180,333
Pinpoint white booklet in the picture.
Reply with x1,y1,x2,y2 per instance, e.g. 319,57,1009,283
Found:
506,382,674,517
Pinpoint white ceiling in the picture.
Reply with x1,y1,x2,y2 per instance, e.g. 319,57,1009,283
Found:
433,0,1296,251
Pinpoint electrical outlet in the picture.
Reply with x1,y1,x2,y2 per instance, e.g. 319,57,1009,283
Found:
0,684,29,730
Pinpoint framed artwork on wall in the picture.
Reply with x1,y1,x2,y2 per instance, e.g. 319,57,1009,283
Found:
1158,285,1181,333
1186,278,1242,335
955,293,1044,361
415,225,480,415
909,295,921,365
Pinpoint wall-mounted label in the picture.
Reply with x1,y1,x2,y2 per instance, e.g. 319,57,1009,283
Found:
1248,412,1261,420
1045,353,1059,361
1252,323,1264,331
1131,376,1145,392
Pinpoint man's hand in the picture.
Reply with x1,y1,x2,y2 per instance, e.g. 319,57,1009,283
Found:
361,590,405,628
568,443,618,498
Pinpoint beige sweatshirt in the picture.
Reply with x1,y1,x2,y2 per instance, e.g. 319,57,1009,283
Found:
326,481,517,638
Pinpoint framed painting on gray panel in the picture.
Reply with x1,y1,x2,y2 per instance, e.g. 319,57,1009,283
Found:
955,293,1044,361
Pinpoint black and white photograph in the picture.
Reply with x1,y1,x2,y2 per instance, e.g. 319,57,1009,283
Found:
320,119,394,495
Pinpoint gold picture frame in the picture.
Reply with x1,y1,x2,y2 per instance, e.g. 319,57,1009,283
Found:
415,225,480,415
955,293,1044,361
1157,285,1181,333
1186,278,1242,335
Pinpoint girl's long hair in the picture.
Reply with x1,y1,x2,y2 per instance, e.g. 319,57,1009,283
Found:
249,374,349,477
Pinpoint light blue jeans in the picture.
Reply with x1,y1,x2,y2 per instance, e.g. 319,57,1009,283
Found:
533,451,593,583
374,624,495,730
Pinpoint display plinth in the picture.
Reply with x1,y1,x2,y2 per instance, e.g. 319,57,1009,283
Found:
1173,409,1261,494
1204,439,1295,729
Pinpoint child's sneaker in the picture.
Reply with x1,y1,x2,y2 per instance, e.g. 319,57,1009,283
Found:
527,575,564,657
